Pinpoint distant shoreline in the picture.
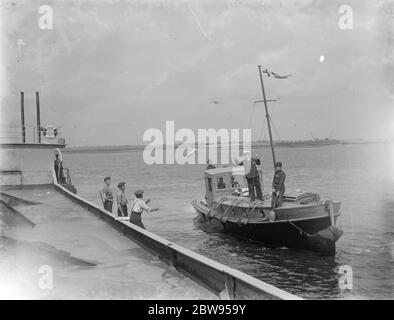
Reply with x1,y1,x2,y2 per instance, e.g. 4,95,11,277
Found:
62,140,386,153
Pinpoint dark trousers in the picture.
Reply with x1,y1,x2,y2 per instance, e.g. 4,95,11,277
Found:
246,176,262,201
117,204,128,217
272,188,285,209
103,200,113,213
54,165,59,181
58,166,65,184
130,212,145,229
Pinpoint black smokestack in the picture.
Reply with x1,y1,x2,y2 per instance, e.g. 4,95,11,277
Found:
20,92,25,143
35,91,41,143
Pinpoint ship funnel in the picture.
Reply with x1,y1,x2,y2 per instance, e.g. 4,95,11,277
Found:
35,91,41,143
20,92,25,143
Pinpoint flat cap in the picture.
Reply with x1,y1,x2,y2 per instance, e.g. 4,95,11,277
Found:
134,189,144,196
117,182,126,188
275,161,282,167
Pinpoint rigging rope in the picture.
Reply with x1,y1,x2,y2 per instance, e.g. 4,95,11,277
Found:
249,95,305,193
223,199,244,217
247,102,256,129
258,125,267,142
270,117,303,191
256,100,276,144
288,220,320,237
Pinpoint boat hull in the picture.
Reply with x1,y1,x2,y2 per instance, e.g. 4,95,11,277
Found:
192,200,343,256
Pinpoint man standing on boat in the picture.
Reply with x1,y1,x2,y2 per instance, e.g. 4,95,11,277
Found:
129,190,159,229
236,151,263,202
116,182,128,217
272,162,286,208
206,159,216,170
100,176,114,213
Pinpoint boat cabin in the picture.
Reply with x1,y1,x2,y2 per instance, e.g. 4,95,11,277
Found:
204,166,263,204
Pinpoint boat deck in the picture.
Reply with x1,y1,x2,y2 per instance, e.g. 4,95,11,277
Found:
0,186,217,299
218,195,316,209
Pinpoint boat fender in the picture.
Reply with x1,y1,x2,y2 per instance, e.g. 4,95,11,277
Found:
241,218,248,225
268,211,276,223
221,216,228,223
260,211,269,221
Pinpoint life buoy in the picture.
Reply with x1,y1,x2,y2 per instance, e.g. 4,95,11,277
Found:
43,125,58,139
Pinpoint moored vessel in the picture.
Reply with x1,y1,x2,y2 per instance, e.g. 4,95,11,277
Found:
192,66,343,256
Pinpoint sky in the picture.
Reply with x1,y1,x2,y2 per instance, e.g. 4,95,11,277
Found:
0,0,393,146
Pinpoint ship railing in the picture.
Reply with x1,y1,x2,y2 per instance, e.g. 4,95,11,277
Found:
0,125,65,145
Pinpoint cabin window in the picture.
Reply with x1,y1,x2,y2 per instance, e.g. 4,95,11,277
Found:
230,175,243,188
217,177,227,189
207,177,212,192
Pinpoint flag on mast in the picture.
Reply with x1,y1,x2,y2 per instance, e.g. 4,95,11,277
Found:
263,69,292,79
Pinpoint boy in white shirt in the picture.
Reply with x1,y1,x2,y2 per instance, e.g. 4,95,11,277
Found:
129,190,159,229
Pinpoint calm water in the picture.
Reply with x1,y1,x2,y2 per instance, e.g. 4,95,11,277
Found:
63,144,394,299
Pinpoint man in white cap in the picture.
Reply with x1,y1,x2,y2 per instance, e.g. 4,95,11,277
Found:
236,151,262,201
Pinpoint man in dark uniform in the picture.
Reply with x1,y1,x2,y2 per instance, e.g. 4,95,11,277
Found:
54,154,61,181
272,162,286,209
237,151,263,201
58,159,65,184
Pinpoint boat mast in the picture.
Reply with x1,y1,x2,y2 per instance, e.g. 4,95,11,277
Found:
257,65,276,167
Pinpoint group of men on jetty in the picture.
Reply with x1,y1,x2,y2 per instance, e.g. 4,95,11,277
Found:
207,151,286,209
100,178,159,229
